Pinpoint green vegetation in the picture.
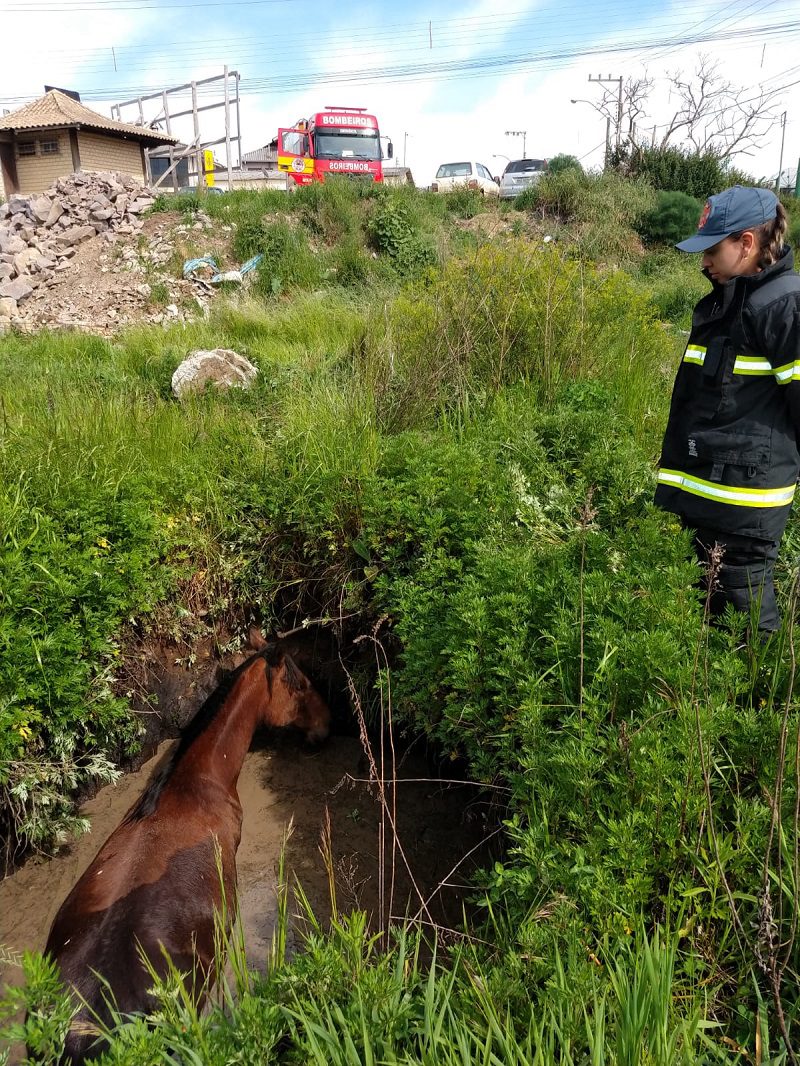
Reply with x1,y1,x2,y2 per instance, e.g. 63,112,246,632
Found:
3,175,800,1062
547,153,584,175
611,144,737,198
637,190,703,246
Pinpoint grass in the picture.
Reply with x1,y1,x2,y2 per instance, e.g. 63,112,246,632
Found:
3,180,800,1061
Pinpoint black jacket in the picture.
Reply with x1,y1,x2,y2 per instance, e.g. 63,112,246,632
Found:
655,247,800,540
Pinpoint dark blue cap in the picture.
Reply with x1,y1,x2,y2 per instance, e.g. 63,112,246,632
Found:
676,185,779,252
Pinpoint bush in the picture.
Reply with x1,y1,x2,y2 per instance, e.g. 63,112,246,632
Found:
547,153,583,175
613,144,729,197
252,221,324,296
637,190,703,246
363,240,672,431
530,169,655,226
367,194,437,277
634,248,707,328
442,186,484,219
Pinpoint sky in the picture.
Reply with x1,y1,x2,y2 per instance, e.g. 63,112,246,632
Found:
2,0,799,190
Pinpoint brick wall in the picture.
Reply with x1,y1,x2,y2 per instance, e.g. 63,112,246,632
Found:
78,132,144,182
15,130,69,194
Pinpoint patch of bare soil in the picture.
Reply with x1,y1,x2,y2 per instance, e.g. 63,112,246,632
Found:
14,211,237,337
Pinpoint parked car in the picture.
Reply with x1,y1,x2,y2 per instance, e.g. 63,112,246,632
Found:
430,161,499,197
499,158,547,199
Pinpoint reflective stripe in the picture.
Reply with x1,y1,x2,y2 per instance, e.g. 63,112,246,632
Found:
683,344,706,365
772,360,800,384
657,468,796,508
733,355,772,376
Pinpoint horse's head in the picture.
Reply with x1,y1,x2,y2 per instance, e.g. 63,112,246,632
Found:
264,649,331,744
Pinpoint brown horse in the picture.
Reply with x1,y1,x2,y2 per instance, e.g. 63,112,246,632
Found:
44,641,330,1063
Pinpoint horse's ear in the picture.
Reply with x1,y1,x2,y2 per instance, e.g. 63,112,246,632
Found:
247,627,268,652
282,653,310,694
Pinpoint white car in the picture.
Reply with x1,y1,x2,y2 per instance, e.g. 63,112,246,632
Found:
499,158,547,199
430,161,500,197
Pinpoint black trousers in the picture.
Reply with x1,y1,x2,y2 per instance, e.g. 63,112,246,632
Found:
687,524,781,632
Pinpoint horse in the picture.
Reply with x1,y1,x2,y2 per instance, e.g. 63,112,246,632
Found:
43,640,330,1064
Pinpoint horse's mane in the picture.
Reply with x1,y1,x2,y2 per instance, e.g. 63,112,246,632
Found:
124,643,296,823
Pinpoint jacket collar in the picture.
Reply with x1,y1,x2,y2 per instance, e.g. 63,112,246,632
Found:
702,244,795,294
700,245,794,315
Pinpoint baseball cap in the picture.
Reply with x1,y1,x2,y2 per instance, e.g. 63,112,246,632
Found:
676,185,779,252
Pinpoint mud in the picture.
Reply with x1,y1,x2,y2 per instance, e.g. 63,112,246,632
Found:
0,731,491,992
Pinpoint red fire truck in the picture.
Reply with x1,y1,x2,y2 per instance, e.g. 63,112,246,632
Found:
277,106,392,186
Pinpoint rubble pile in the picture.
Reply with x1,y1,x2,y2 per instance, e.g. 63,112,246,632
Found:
0,170,156,329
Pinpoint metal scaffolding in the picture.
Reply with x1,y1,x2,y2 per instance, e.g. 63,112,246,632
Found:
111,67,241,191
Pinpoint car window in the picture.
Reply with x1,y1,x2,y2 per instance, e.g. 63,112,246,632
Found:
477,164,492,180
504,159,546,175
436,162,472,178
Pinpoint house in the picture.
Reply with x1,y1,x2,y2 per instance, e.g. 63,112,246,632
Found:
241,143,279,172
0,89,178,198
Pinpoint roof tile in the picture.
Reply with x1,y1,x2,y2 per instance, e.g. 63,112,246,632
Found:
0,90,177,144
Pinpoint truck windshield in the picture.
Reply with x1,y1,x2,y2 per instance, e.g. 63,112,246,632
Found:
313,129,381,161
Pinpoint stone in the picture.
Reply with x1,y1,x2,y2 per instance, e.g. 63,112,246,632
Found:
13,247,40,274
171,348,258,400
0,263,14,281
127,197,155,215
7,195,30,216
0,296,17,319
0,276,34,302
55,225,96,247
31,196,52,223
45,201,65,227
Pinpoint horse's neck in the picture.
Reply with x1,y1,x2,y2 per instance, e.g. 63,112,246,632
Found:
175,664,266,793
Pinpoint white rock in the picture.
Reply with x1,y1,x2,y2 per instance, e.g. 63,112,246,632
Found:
171,348,259,400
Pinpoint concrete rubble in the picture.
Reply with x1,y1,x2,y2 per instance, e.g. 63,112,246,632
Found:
171,348,259,400
0,170,157,325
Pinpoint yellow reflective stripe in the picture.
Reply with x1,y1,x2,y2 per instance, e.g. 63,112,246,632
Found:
772,360,800,384
733,355,773,375
657,468,796,508
683,344,706,365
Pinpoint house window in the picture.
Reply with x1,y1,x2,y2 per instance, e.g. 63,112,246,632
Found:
40,140,60,155
17,141,36,157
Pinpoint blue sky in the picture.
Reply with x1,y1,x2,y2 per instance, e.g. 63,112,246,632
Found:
3,0,799,186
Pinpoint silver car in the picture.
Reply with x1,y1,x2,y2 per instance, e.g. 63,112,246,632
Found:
499,158,547,199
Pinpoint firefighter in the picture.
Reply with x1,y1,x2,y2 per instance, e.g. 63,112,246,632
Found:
655,185,800,632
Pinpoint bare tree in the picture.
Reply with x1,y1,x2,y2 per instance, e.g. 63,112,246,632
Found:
585,74,653,148
657,55,780,159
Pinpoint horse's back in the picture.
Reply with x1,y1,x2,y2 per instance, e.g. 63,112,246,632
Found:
46,808,235,1060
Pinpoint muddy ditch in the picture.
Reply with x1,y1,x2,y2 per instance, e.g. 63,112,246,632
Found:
0,626,499,1000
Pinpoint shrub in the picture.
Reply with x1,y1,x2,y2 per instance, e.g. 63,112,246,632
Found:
367,194,436,276
442,186,484,219
637,190,703,246
788,212,800,253
613,144,729,197
634,248,707,328
547,153,583,175
365,240,672,430
529,169,655,227
332,237,371,287
251,221,324,296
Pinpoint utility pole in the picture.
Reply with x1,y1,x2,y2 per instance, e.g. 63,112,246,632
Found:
505,129,527,157
588,74,623,153
775,111,787,194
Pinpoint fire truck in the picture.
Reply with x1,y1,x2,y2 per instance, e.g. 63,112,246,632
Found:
277,106,392,186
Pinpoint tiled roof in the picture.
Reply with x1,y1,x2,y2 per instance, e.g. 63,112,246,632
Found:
0,90,178,144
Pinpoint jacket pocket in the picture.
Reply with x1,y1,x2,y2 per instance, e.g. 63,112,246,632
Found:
690,337,734,420
689,426,771,483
